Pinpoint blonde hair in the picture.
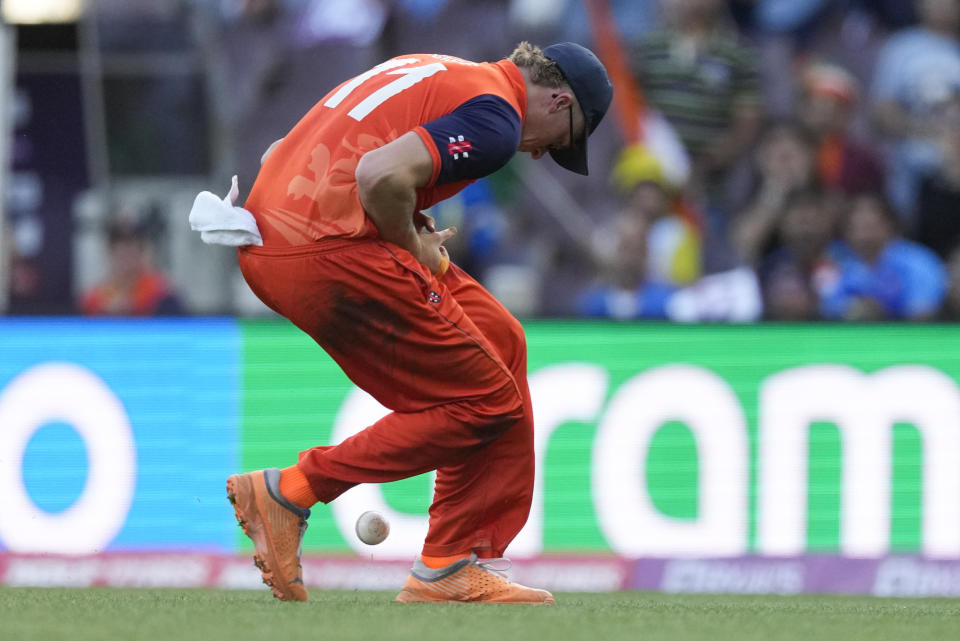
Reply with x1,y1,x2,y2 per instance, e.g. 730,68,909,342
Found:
508,41,566,88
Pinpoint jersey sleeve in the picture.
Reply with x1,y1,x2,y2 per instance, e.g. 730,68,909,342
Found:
415,94,522,187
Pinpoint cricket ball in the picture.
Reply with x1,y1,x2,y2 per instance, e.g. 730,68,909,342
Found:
355,510,390,545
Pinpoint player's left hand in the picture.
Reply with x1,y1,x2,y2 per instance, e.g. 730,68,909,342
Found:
413,211,436,233
418,225,456,276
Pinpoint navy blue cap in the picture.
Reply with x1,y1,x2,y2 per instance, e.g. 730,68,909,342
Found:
542,42,613,175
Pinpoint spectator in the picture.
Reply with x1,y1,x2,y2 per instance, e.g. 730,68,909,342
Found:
631,180,701,287
820,191,947,320
799,60,885,196
729,120,825,265
870,0,960,225
759,188,840,320
80,218,182,316
577,210,678,320
629,0,763,193
916,91,960,258
609,149,702,286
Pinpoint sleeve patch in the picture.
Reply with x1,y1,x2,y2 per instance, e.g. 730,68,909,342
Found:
421,94,522,186
447,135,473,159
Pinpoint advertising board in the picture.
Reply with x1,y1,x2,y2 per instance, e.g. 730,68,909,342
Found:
2,320,960,594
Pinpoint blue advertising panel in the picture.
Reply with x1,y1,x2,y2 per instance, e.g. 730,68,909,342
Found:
0,318,238,552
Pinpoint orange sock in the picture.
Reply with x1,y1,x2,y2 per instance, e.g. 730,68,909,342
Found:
278,464,318,508
420,553,470,569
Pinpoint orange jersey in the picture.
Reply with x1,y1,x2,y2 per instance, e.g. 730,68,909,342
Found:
245,54,527,247
81,271,179,316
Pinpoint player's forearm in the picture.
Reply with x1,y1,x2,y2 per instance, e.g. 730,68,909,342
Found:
355,131,435,260
356,168,422,257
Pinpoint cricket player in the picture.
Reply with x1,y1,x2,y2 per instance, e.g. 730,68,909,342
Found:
223,41,612,604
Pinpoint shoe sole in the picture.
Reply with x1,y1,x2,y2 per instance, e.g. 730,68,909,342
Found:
227,473,307,602
395,588,555,605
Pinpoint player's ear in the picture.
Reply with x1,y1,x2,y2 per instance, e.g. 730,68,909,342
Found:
550,91,574,112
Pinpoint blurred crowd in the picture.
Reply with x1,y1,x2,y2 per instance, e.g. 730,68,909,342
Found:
7,0,960,322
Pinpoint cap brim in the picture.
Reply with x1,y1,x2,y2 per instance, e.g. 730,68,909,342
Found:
549,125,590,175
549,146,588,175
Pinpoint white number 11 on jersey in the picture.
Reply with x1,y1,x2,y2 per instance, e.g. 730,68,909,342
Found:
323,58,447,122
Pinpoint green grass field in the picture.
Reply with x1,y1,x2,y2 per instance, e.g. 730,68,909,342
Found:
1,588,957,641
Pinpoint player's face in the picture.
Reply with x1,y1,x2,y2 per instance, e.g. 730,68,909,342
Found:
518,92,584,160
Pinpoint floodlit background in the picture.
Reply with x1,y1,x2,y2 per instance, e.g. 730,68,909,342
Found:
2,0,960,597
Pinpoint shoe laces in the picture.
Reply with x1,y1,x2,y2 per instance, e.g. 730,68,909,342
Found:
475,556,512,579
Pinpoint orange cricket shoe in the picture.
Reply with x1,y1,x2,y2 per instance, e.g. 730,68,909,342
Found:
227,468,310,601
395,554,555,605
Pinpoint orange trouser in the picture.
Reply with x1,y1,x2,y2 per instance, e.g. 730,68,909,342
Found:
237,237,534,557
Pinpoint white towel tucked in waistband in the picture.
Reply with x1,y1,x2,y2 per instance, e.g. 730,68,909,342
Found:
188,175,263,246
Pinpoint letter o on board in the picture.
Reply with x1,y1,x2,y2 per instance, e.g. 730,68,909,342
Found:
0,362,136,553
